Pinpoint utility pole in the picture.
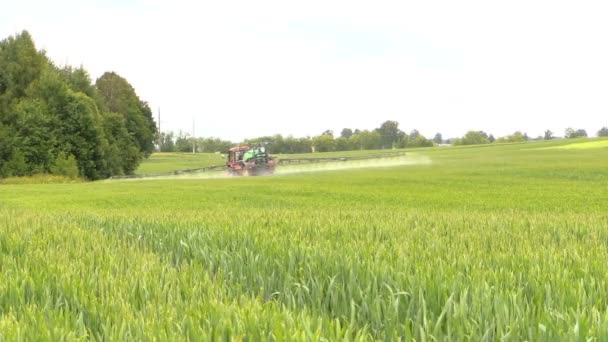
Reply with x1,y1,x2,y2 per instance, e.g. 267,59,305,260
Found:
192,118,196,154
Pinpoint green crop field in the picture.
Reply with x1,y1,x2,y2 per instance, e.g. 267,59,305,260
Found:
1,138,608,340
135,152,226,174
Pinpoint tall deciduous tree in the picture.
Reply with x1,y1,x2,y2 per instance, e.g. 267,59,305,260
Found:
340,128,353,139
433,133,443,144
96,72,157,157
0,31,47,119
375,120,403,149
0,31,157,179
565,128,587,139
312,134,335,152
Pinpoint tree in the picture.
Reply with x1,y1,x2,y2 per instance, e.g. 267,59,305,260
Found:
298,137,313,153
496,131,526,143
13,98,56,173
0,124,13,169
454,131,490,145
96,72,157,156
175,131,193,152
51,152,79,179
351,130,381,150
0,31,156,179
488,134,495,143
376,120,403,149
57,65,96,98
396,132,433,148
159,132,175,152
0,148,27,177
598,127,608,137
58,91,107,179
408,135,434,148
335,137,351,151
433,133,443,144
340,128,353,139
0,31,48,118
544,130,553,140
565,128,587,139
102,112,140,175
312,134,335,152
321,129,333,137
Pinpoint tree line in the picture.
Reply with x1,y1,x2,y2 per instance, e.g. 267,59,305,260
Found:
161,122,608,155
0,31,157,179
159,120,435,154
451,127,608,146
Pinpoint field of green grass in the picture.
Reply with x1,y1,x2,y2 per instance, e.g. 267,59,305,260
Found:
1,138,608,340
135,152,226,174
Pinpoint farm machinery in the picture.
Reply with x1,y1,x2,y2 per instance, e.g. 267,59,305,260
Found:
226,145,276,176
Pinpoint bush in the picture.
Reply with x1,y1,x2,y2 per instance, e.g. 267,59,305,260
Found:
51,152,79,179
0,149,28,178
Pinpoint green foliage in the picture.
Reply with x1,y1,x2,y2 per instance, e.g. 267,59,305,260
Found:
0,123,13,165
334,136,351,151
453,130,490,145
597,127,608,137
397,131,434,148
102,111,140,175
340,128,353,139
433,132,443,144
544,129,554,140
565,127,588,139
0,148,27,177
159,132,175,152
312,133,335,152
350,130,382,150
96,72,157,157
160,122,432,156
0,31,156,180
375,120,403,148
244,135,311,154
408,135,434,147
13,99,55,173
50,152,79,179
496,131,527,143
0,30,48,117
174,131,194,152
56,65,96,98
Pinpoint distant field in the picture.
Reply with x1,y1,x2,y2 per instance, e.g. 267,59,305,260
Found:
2,138,608,339
136,152,225,174
274,148,409,159
545,139,608,150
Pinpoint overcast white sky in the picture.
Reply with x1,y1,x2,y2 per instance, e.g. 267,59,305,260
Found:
2,0,607,141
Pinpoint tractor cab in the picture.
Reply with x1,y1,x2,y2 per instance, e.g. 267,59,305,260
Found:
226,145,275,176
227,145,250,164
